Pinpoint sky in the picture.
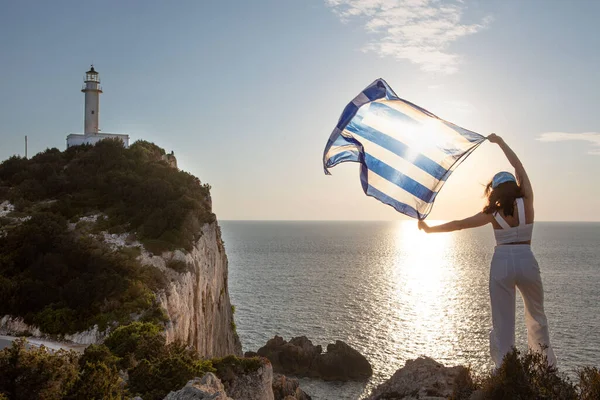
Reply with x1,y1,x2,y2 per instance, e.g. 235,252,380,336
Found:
1,0,599,221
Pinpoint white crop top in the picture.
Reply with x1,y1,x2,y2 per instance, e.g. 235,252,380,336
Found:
493,197,533,245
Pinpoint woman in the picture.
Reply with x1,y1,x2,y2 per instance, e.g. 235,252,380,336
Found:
418,133,556,369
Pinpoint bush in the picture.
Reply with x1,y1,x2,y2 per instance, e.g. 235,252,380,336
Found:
451,348,593,400
104,322,166,369
167,259,191,273
103,322,216,400
479,348,577,399
128,345,215,400
0,338,79,400
66,344,125,400
0,339,127,400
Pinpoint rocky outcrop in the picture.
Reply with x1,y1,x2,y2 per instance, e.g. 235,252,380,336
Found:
314,340,373,381
166,359,278,400
0,316,105,346
219,360,274,400
252,336,372,381
142,222,242,358
253,336,320,377
164,362,313,400
272,374,312,400
366,357,469,400
164,373,232,400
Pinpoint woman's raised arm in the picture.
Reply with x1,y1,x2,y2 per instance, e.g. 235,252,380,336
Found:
488,133,533,199
418,212,490,233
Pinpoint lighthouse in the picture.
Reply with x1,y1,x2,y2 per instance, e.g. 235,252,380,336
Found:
66,65,130,148
82,66,102,134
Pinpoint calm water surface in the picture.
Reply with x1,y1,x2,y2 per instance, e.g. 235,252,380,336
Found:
221,221,600,400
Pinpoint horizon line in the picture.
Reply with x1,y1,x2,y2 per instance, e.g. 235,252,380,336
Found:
217,219,600,223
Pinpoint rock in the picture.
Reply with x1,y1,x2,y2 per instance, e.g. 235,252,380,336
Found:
163,373,232,400
152,223,243,358
217,357,274,400
255,336,372,381
313,340,372,381
366,357,469,400
257,336,321,376
272,373,311,400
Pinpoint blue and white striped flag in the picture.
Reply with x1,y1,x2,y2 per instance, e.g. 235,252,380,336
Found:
323,79,486,219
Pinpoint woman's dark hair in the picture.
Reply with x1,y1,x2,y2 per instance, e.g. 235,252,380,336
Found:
483,180,523,216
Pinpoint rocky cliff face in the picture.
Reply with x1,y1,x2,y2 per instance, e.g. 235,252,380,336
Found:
141,222,242,357
0,212,242,358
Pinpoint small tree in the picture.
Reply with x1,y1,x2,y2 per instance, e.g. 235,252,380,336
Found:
66,344,126,400
0,338,79,400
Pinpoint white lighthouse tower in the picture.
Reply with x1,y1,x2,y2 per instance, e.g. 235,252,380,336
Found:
66,65,130,148
82,65,101,134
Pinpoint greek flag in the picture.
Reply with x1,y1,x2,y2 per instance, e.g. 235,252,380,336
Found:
323,79,486,219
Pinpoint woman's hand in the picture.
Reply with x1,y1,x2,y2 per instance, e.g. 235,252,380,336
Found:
418,219,430,233
487,133,504,144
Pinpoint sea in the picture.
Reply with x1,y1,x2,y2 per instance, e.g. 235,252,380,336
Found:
220,221,600,400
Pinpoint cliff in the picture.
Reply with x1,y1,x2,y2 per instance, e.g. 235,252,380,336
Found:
142,222,242,357
0,139,241,357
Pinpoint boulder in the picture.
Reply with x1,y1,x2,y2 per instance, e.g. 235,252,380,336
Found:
255,336,372,382
313,340,372,381
366,357,469,400
163,373,232,400
272,373,311,400
256,336,321,376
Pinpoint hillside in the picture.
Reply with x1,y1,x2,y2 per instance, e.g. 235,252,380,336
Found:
0,139,240,357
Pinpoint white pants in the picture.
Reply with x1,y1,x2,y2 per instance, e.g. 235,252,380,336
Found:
489,244,556,368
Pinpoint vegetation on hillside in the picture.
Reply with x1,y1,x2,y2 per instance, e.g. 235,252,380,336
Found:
2,332,598,400
0,140,214,335
0,139,214,252
0,322,264,400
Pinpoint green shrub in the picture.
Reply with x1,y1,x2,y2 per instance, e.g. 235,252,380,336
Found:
128,345,215,400
212,354,263,376
141,238,174,255
479,348,577,399
0,339,127,400
66,344,125,400
103,322,216,400
104,322,166,369
167,259,191,273
212,355,264,392
0,338,79,400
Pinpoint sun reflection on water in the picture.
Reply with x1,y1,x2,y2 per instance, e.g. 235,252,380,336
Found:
389,220,459,364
